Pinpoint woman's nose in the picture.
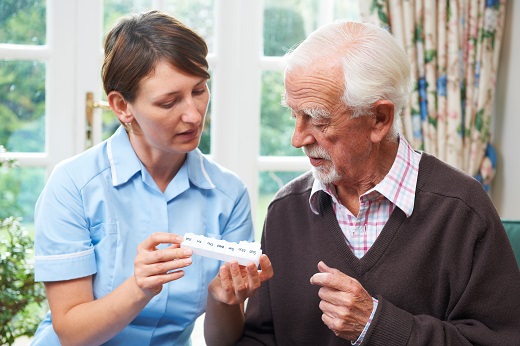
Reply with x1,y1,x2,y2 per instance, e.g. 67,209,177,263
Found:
181,98,203,124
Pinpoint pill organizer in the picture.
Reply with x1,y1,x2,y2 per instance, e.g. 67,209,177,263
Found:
181,233,262,266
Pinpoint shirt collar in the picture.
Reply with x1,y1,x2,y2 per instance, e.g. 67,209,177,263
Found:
106,126,142,187
106,126,216,190
309,134,421,217
185,149,216,190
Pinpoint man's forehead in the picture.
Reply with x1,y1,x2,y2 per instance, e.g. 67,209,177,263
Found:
283,70,344,111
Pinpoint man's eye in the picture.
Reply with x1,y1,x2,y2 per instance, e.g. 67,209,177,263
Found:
311,120,328,128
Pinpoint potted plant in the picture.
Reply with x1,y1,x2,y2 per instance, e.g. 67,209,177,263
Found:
0,145,46,345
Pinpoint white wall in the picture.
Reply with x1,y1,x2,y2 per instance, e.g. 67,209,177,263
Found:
492,0,520,220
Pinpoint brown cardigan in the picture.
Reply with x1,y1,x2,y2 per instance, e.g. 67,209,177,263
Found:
239,153,520,346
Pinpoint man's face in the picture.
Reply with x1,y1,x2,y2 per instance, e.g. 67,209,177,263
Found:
284,61,374,186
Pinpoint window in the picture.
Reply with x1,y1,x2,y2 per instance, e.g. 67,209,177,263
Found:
0,0,76,232
0,1,360,344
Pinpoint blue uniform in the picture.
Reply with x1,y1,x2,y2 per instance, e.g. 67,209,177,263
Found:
33,126,254,345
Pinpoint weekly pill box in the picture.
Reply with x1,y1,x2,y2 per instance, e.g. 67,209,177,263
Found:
181,233,262,266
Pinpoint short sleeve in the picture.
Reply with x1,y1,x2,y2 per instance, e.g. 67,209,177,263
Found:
34,164,97,282
221,185,255,243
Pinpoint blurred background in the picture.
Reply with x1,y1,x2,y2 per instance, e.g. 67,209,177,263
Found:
0,0,518,344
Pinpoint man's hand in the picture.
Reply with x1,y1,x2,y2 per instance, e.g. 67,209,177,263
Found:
310,261,373,341
209,254,273,305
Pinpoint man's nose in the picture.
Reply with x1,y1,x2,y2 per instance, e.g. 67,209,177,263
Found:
291,117,314,148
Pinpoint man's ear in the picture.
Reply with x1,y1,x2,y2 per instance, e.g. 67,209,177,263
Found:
370,100,394,143
107,91,134,124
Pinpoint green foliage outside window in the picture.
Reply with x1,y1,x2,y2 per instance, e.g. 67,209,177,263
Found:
0,0,46,154
0,0,46,45
0,147,46,345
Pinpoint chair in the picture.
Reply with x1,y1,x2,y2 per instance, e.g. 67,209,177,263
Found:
502,220,520,267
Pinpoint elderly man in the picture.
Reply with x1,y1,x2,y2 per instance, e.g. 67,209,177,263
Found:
238,21,520,345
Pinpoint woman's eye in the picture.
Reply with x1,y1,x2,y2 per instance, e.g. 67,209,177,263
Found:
193,89,206,96
160,100,177,108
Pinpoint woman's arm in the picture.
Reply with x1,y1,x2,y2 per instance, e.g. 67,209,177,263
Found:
46,232,192,346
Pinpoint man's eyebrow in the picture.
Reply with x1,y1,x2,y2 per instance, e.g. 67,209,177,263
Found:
280,93,330,119
302,107,331,120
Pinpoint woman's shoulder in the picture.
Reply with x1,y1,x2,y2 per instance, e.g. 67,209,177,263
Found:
49,141,111,190
188,150,247,195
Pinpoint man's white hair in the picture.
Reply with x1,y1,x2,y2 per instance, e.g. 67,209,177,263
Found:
284,21,412,140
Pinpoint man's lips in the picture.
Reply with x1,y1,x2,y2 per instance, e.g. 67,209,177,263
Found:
308,156,326,166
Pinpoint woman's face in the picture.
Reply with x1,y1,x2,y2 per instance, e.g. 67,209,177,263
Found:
127,60,209,157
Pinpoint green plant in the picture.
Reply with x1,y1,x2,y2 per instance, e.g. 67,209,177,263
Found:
0,145,46,345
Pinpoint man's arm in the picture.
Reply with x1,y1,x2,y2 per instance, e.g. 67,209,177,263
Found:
204,255,273,346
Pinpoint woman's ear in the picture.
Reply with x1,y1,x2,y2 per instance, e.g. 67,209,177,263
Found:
107,91,134,124
370,100,394,143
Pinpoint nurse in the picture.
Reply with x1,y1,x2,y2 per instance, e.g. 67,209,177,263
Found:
32,10,272,345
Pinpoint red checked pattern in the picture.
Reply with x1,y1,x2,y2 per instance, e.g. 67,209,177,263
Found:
313,135,421,258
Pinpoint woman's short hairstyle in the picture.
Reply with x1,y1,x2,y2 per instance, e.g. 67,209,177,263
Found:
284,21,412,139
102,10,210,103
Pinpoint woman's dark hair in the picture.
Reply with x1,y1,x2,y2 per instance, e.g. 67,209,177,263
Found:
102,10,210,102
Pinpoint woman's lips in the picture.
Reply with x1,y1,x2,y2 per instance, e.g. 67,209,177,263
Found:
177,128,199,141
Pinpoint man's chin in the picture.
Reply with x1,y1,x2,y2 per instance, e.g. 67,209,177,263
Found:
311,167,340,184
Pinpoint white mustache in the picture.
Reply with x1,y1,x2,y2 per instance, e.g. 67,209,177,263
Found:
302,145,331,160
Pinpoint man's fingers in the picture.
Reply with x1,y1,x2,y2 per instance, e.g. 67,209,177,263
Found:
246,263,261,291
218,264,235,294
258,254,274,282
311,261,357,291
317,260,334,273
229,261,248,299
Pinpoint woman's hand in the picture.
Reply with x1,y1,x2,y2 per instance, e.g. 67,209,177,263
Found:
133,232,193,298
208,254,273,305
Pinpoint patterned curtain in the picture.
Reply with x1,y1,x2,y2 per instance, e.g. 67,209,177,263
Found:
359,0,506,191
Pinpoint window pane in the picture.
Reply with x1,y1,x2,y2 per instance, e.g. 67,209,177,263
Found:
0,60,46,152
263,0,318,56
0,166,46,229
103,1,153,32
334,1,360,21
162,0,215,53
103,0,215,53
0,0,46,45
260,71,303,156
256,170,306,237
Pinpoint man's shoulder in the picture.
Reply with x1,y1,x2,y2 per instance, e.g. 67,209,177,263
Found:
417,153,494,214
272,171,314,203
418,153,483,192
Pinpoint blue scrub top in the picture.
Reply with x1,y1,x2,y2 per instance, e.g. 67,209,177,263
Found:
32,126,254,345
